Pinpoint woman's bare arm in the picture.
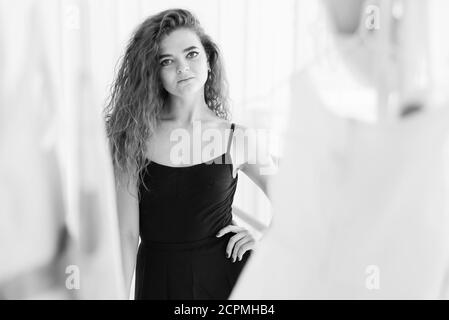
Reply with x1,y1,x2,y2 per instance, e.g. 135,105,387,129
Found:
216,125,278,261
115,169,139,298
238,125,277,201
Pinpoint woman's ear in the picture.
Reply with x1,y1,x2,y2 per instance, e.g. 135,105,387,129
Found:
206,51,213,70
206,55,211,71
206,58,211,72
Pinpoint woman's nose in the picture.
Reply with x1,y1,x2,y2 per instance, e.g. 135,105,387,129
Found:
176,63,190,74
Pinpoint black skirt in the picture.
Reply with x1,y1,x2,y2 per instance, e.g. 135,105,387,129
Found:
134,233,252,300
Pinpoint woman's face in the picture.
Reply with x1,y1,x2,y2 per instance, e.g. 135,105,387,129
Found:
158,28,209,98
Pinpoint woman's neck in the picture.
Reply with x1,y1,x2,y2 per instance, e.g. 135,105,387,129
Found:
163,92,213,125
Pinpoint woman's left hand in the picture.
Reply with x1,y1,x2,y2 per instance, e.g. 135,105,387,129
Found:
216,224,256,262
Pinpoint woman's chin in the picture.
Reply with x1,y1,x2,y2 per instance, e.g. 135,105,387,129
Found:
174,83,204,96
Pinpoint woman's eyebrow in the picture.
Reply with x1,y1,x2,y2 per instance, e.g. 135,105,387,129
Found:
159,46,199,60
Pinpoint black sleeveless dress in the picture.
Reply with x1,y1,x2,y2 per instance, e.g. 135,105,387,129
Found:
135,123,251,299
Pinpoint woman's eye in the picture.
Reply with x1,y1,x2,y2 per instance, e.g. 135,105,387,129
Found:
160,59,173,66
187,51,199,59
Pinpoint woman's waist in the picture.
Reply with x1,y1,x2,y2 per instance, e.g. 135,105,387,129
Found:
140,232,233,252
139,209,233,244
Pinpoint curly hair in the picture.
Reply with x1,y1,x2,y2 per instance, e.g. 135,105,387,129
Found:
104,8,230,194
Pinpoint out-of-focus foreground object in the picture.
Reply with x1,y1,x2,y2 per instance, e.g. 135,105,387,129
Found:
231,0,449,299
232,74,449,299
0,0,125,299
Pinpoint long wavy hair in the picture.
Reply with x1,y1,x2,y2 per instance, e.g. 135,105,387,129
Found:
104,9,230,194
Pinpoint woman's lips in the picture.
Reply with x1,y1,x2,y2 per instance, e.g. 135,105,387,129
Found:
178,77,194,83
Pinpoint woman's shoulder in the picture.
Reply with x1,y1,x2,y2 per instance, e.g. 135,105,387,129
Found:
204,115,232,130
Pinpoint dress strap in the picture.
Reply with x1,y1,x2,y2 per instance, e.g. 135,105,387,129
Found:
226,123,235,155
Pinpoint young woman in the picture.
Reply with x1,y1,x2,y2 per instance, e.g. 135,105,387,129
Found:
105,8,274,299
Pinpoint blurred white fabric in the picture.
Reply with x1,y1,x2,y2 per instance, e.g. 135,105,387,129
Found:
231,72,449,299
0,0,125,299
